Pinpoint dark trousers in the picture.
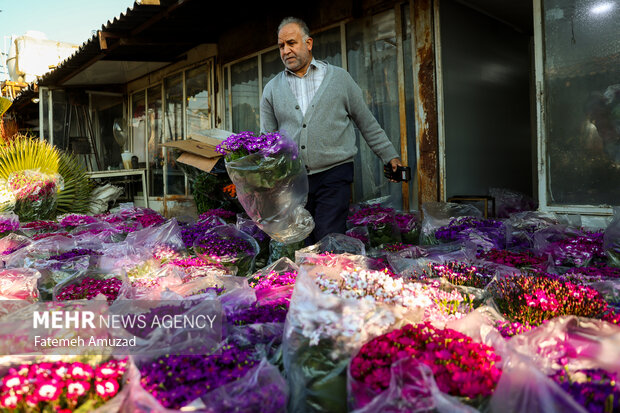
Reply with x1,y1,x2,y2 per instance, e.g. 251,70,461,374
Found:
305,162,354,245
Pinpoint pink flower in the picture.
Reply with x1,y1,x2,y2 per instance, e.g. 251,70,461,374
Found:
67,380,91,399
35,380,62,401
351,322,502,408
0,393,19,408
95,379,120,398
2,374,26,390
95,361,123,380
68,363,94,380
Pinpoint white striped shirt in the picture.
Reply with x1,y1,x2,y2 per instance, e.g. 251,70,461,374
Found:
284,58,327,115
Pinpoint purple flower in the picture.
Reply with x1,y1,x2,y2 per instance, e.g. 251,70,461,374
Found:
20,220,60,232
199,209,237,222
215,131,297,159
135,213,166,228
139,344,258,409
544,231,606,267
347,205,396,229
0,218,19,233
56,277,122,303
435,216,504,244
550,368,620,412
181,218,225,248
193,232,254,259
48,248,102,261
248,270,297,290
227,298,289,326
59,214,98,228
394,213,417,232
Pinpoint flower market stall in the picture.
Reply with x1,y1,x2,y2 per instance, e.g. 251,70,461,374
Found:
0,197,615,412
0,133,618,412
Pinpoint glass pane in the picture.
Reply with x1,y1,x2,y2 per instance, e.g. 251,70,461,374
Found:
186,63,212,136
131,91,147,169
231,57,260,134
164,74,183,142
51,90,68,153
261,49,281,92
147,85,163,197
224,67,230,131
42,89,50,142
91,94,124,171
164,74,185,195
346,10,402,207
543,0,620,205
312,26,342,67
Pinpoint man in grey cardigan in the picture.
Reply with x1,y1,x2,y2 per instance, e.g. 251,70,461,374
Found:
260,16,403,244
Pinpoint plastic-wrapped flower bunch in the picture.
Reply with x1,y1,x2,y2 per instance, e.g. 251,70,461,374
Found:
0,358,127,410
551,368,620,413
435,215,505,250
543,230,606,267
55,276,123,304
420,261,496,289
347,204,401,247
6,170,62,221
315,268,474,330
216,131,314,244
193,226,259,276
0,212,19,236
491,274,609,326
477,248,547,272
198,208,237,224
349,322,502,410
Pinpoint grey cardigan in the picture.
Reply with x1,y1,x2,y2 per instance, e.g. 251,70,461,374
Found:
260,63,399,174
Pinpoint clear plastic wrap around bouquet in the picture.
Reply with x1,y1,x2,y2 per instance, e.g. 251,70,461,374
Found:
193,224,260,277
283,253,475,412
346,204,401,247
5,169,63,221
217,131,314,244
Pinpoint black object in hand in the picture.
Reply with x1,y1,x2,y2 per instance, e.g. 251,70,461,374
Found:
383,164,411,182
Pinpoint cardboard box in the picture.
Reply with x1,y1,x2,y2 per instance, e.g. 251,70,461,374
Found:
162,129,232,173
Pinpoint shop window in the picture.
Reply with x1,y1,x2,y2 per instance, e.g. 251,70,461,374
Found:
261,49,281,93
186,63,213,137
346,10,402,206
231,57,260,134
542,0,620,206
51,90,68,152
147,85,163,197
313,26,342,67
224,68,230,131
131,90,147,167
164,74,185,195
91,93,124,171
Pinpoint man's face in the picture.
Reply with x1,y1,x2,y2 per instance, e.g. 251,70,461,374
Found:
278,23,313,76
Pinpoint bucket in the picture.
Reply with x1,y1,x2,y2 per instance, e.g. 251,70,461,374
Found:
121,151,134,169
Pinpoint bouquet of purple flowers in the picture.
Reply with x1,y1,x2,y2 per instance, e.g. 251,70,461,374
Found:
193,224,259,277
216,131,314,244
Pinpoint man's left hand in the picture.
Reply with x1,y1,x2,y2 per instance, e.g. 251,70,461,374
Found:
388,158,403,182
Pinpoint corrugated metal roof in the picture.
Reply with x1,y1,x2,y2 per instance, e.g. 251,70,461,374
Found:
37,0,223,87
21,0,307,90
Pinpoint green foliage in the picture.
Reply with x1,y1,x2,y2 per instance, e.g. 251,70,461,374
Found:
56,150,94,214
0,136,93,217
192,172,242,215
